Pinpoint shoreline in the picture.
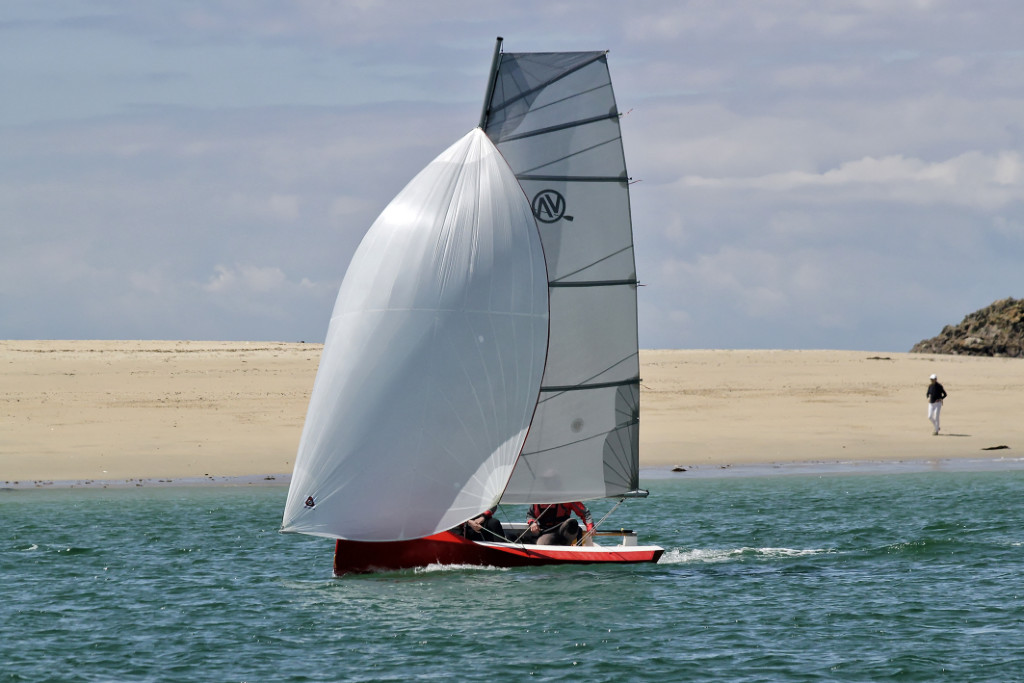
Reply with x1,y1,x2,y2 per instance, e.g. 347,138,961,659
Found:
4,341,1024,486
5,455,1024,491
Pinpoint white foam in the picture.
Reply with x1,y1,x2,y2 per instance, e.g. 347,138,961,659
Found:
414,563,510,573
659,546,831,564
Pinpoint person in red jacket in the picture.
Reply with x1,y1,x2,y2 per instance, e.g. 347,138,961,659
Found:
526,501,594,545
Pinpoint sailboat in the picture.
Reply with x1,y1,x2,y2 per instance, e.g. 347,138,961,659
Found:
281,38,664,574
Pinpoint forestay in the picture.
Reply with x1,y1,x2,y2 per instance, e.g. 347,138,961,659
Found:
281,128,548,541
482,49,642,504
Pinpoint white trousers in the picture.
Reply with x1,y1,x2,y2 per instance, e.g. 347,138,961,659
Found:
928,401,942,432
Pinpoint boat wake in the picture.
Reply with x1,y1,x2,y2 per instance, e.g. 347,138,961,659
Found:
415,563,510,574
659,547,832,564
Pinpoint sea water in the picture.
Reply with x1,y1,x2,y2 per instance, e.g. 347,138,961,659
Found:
3,467,1023,682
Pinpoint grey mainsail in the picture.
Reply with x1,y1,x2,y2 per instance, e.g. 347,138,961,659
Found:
482,43,642,503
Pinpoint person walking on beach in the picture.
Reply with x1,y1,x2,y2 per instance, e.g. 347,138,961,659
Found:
926,374,947,435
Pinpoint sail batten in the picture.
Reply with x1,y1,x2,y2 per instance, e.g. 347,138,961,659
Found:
518,175,626,182
548,280,637,287
540,378,640,393
494,112,619,143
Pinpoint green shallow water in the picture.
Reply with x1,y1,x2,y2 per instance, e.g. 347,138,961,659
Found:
3,469,1023,682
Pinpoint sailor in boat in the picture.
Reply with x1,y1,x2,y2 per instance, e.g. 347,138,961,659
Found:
456,506,506,543
525,502,595,546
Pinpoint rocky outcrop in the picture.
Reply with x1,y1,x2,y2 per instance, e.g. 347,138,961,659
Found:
910,297,1024,357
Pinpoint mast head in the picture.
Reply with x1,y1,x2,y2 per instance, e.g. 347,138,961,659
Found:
479,38,505,129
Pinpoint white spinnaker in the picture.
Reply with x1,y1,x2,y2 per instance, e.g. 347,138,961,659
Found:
281,128,548,541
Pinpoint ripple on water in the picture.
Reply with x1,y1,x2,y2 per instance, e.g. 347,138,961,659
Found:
1,472,1023,681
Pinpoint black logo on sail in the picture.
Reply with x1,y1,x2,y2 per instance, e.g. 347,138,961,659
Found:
532,189,573,223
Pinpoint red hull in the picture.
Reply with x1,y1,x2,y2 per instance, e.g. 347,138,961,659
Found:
333,531,664,575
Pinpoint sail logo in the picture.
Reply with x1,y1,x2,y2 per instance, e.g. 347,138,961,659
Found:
532,189,573,223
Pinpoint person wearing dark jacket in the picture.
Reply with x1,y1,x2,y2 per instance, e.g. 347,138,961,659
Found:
459,506,505,543
525,501,594,545
926,374,947,435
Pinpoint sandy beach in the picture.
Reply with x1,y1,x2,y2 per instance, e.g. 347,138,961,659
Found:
3,341,1022,485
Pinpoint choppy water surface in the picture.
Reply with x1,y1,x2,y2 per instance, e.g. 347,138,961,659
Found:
3,469,1022,682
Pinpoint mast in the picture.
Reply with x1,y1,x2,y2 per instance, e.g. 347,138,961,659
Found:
478,37,504,128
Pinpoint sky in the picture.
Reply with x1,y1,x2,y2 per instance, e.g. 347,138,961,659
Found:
2,1,1023,351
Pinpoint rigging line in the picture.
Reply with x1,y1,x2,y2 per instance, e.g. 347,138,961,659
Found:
511,528,532,544
602,435,635,487
522,429,603,456
535,352,639,400
489,51,608,114
497,112,618,143
550,244,635,283
493,504,529,544
552,244,630,282
481,526,508,543
504,502,561,544
491,80,612,127
521,419,638,457
580,498,625,545
513,136,619,176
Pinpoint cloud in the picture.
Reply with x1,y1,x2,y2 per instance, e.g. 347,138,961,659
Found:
204,264,288,294
5,1,1024,351
224,193,302,224
678,151,1024,209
